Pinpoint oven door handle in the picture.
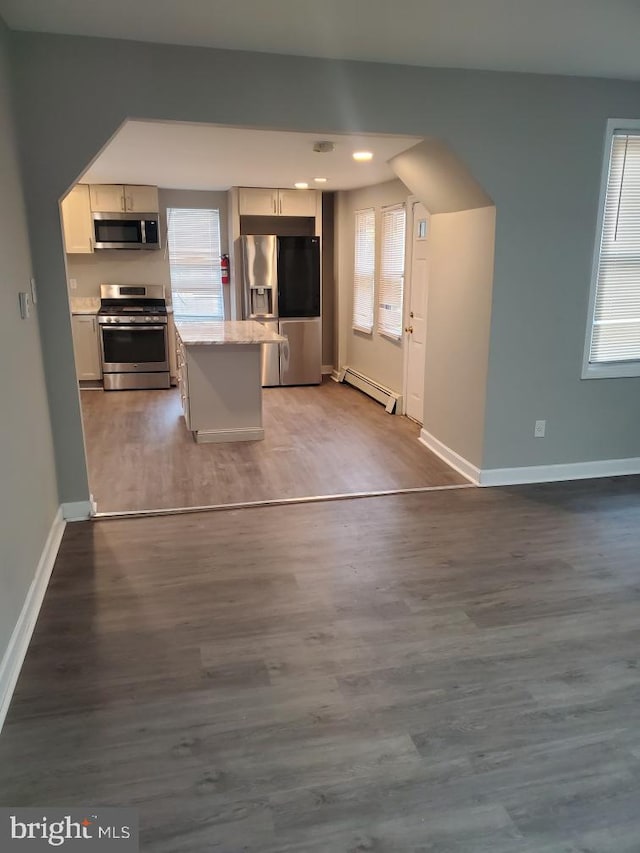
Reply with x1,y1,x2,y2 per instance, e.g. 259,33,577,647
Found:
101,324,167,331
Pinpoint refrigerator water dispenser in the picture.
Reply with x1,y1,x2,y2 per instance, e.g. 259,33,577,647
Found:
250,285,273,317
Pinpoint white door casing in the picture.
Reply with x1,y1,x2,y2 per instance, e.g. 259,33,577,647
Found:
405,202,429,424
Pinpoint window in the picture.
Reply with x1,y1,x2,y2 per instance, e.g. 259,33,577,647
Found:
167,207,223,320
378,204,406,338
353,208,375,333
585,124,640,377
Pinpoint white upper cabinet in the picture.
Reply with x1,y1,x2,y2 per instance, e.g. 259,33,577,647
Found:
278,189,317,217
238,187,279,216
238,187,317,217
125,185,159,212
61,184,94,254
89,184,159,213
89,184,126,212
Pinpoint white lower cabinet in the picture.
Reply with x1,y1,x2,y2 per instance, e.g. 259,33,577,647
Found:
71,314,102,380
167,314,178,385
175,332,190,428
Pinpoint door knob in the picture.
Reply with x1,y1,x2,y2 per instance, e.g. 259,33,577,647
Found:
405,326,413,334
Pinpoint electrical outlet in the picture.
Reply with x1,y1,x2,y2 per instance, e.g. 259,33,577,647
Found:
18,291,31,319
534,419,546,438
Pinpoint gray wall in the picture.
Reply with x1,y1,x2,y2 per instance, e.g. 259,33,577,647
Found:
9,32,640,501
0,20,59,663
337,179,410,392
390,139,493,214
66,188,230,315
425,207,496,467
387,142,495,465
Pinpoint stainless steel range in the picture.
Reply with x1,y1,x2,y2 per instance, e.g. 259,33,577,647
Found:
98,284,170,390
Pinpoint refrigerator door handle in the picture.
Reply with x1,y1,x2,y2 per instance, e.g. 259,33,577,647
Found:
275,240,280,309
280,338,289,371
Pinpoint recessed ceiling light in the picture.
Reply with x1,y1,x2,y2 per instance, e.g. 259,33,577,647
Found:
314,177,328,183
353,151,373,162
294,182,309,189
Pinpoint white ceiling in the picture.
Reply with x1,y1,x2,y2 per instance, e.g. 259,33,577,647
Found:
81,122,421,191
2,0,640,80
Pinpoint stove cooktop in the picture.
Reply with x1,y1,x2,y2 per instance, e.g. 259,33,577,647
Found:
98,305,167,316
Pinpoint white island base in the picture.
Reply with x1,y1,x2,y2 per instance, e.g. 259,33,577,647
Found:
175,321,285,444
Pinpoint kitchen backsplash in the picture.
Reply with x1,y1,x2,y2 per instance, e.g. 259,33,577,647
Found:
66,249,172,301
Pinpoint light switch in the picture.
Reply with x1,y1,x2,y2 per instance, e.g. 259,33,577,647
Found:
30,277,37,304
69,278,77,290
19,291,31,319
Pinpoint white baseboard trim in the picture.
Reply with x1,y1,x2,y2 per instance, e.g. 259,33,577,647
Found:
0,507,65,732
331,368,344,383
480,457,640,486
321,364,334,375
418,429,480,484
61,500,93,521
195,426,264,444
419,429,640,487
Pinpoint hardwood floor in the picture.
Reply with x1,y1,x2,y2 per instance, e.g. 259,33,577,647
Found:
2,478,640,850
80,379,466,513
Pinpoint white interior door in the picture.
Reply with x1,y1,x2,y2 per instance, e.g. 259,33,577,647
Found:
405,202,429,424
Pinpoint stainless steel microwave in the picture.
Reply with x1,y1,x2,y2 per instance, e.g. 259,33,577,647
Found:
92,212,161,250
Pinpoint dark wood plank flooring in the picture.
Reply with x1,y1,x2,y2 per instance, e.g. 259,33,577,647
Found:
80,379,466,513
2,478,640,850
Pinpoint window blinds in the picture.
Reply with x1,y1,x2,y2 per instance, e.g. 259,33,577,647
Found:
590,133,640,364
167,207,223,320
378,205,406,338
353,208,375,333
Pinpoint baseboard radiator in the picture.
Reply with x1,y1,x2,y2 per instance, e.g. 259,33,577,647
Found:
339,367,401,414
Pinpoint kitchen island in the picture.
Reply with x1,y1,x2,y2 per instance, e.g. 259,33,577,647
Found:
174,320,286,443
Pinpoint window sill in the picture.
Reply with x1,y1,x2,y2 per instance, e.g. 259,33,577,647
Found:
378,330,402,343
353,325,373,335
582,361,640,379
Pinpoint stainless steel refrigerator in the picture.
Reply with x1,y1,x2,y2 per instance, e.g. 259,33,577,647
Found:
241,235,322,386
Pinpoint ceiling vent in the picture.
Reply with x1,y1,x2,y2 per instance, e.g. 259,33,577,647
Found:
313,141,335,154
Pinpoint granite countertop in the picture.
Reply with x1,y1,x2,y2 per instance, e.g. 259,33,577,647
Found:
70,296,100,315
175,320,286,346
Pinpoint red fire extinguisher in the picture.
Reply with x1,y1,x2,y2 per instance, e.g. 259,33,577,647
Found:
221,254,230,285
